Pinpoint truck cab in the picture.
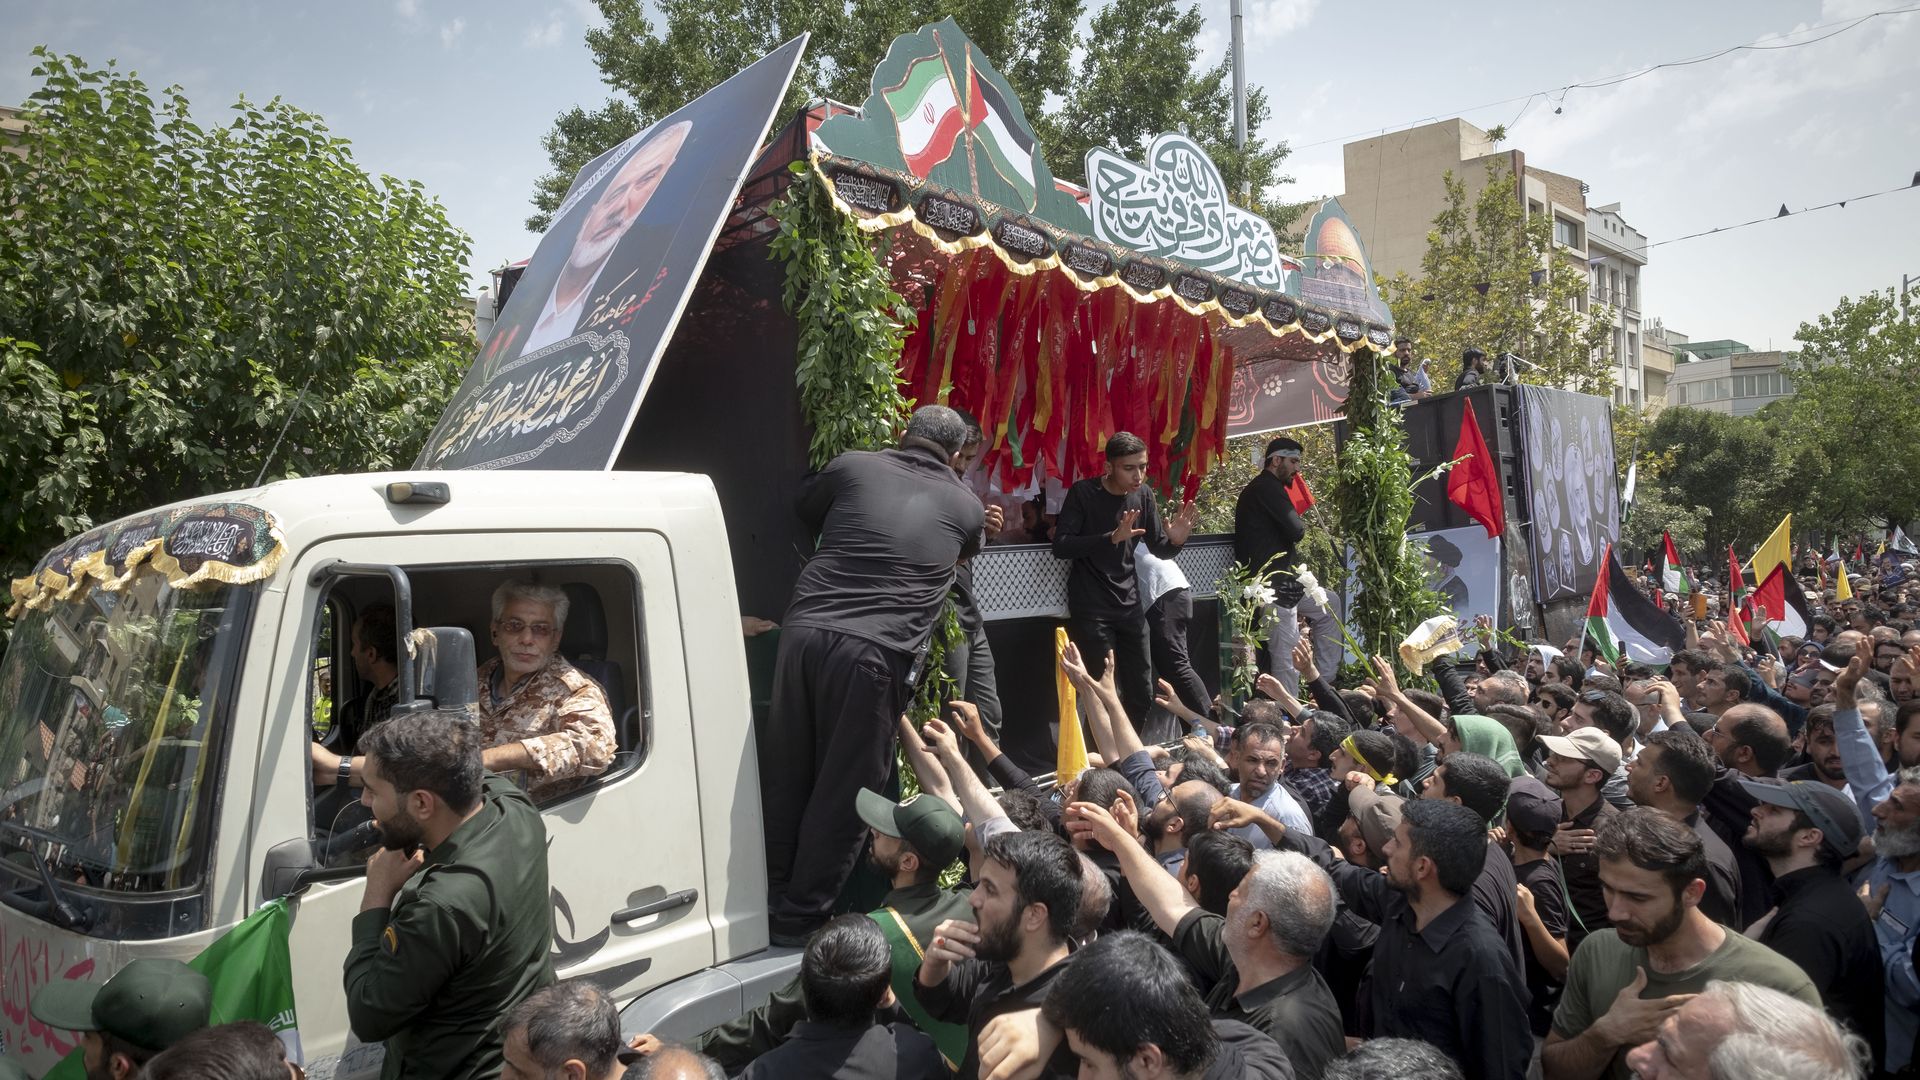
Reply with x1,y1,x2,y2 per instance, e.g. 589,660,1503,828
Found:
0,471,795,1078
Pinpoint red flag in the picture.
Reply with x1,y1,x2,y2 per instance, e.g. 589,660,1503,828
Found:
1752,563,1788,624
1854,541,1865,562
1728,599,1753,646
1446,400,1505,537
1287,474,1315,514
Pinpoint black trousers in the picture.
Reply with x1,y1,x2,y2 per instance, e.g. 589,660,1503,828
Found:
1147,588,1209,735
1065,612,1154,728
760,625,912,934
942,619,1002,776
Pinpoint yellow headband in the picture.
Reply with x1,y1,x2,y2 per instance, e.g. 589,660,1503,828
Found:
1342,734,1397,788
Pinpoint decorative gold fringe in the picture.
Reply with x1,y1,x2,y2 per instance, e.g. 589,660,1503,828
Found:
811,155,1386,355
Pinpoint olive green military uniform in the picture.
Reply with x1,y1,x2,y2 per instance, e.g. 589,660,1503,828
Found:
693,881,972,1072
344,773,555,1080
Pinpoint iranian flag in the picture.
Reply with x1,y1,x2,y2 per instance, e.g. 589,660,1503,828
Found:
1586,544,1688,667
1660,532,1691,600
885,56,966,177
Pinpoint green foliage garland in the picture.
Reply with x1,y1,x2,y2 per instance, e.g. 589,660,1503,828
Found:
768,164,916,468
1334,348,1441,678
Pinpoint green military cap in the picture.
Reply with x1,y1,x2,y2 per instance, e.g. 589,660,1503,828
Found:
30,957,211,1053
857,787,965,869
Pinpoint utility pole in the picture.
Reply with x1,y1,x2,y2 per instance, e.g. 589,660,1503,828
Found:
1230,0,1248,203
1903,271,1917,313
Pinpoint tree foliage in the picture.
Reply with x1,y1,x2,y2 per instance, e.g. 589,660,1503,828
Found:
0,51,473,581
528,0,1295,233
1632,406,1787,558
1381,155,1614,395
1779,288,1920,532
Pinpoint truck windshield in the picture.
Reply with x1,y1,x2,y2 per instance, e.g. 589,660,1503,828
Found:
0,574,252,896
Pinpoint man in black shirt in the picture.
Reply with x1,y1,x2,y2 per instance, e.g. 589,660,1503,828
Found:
1623,730,1742,925
1274,797,1533,1080
915,830,1082,1079
1739,777,1886,1068
1539,728,1623,953
763,405,986,943
1042,931,1297,1080
740,916,947,1080
1234,436,1339,694
1051,432,1198,725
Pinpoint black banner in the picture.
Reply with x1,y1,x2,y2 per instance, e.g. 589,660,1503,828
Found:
1519,386,1620,603
418,35,807,471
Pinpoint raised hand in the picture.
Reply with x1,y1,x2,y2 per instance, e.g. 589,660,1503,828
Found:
1064,800,1134,853
1833,652,1867,702
1293,635,1319,685
1367,654,1403,698
1060,641,1093,686
1108,509,1146,545
945,699,985,743
1166,501,1200,545
920,717,965,762
983,503,1006,537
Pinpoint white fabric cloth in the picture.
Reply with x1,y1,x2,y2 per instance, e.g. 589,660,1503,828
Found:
1229,779,1313,848
1264,593,1343,696
1134,542,1189,610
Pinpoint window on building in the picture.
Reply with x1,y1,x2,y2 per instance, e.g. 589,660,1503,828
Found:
1625,275,1636,310
1529,199,1545,217
1628,332,1639,367
1554,217,1582,248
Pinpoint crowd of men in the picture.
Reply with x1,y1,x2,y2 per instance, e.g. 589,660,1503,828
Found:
18,404,1915,1079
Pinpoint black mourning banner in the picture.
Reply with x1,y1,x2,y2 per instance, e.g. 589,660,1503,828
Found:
417,35,807,471
1519,385,1621,603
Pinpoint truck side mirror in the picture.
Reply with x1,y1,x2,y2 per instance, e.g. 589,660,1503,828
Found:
399,626,478,713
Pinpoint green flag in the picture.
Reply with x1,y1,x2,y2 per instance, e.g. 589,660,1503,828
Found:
42,900,302,1077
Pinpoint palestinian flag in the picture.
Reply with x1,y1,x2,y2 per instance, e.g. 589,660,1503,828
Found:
966,67,1038,208
1586,544,1688,667
1660,532,1691,600
886,55,966,177
1752,562,1813,643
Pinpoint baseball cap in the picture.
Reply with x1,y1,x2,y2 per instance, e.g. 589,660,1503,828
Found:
1538,728,1623,775
1738,777,1866,860
1505,775,1564,837
1349,784,1406,856
30,958,210,1052
856,788,965,870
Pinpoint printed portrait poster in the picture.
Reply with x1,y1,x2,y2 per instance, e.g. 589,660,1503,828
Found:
1519,385,1620,603
419,35,807,471
1338,525,1501,655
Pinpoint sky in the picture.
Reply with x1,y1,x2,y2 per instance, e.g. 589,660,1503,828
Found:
4,0,1917,349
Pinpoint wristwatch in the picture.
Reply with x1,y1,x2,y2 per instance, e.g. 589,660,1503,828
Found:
338,757,352,785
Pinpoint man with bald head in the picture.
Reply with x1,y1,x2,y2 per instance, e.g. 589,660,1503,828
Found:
1698,703,1794,927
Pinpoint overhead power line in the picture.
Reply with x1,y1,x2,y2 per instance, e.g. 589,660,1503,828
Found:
1646,178,1920,250
1288,6,1919,152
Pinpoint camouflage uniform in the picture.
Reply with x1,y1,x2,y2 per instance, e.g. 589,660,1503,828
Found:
475,655,616,801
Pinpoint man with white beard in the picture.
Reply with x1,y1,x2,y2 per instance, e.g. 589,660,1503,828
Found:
1856,766,1920,1072
518,119,692,357
1064,800,1347,1080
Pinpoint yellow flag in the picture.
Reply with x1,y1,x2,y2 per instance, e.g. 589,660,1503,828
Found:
1747,513,1793,582
1836,562,1853,602
1054,628,1088,785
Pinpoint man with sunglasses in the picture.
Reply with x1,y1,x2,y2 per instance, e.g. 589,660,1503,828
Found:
473,580,617,802
310,579,615,804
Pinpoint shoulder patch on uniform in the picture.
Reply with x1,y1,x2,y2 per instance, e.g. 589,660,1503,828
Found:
382,925,399,955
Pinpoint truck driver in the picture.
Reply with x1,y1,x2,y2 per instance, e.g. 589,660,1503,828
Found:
313,579,617,803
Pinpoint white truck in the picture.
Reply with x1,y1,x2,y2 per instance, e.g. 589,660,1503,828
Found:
0,471,802,1078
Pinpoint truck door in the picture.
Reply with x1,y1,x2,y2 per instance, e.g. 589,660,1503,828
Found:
262,531,714,1078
